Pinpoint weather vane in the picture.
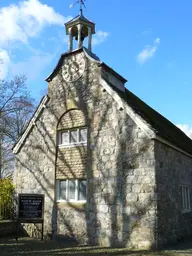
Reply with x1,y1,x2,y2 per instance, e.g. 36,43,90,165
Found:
69,0,86,15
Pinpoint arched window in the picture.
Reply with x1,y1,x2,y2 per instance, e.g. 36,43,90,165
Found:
56,109,87,202
57,109,87,147
59,127,87,146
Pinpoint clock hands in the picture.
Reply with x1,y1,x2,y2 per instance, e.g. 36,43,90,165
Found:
62,56,85,82
71,65,79,72
69,62,79,74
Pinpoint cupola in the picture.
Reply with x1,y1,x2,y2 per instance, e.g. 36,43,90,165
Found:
65,0,95,52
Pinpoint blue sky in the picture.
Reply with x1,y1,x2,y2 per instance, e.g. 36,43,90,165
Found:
1,0,192,136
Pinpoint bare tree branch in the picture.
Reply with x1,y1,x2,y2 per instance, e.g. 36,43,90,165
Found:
0,75,35,178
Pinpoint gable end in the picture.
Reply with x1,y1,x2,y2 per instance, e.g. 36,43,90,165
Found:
13,95,49,154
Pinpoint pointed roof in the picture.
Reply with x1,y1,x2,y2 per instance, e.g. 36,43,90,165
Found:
65,13,95,26
111,84,192,155
13,45,192,156
12,95,49,154
45,47,126,83
65,13,95,35
13,79,192,156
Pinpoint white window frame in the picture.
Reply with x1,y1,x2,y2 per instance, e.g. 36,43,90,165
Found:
56,179,87,203
58,127,87,148
181,185,191,213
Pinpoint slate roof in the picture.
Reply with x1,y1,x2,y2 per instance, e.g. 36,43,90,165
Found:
112,84,192,155
65,14,95,25
46,47,126,83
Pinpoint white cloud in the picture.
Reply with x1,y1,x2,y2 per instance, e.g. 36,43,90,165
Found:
10,52,55,80
136,38,160,64
0,0,72,80
0,0,109,81
0,49,11,79
154,38,160,44
0,0,71,46
92,30,109,45
177,124,192,139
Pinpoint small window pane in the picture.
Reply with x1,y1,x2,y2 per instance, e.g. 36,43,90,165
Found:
69,180,76,200
183,187,186,210
185,187,188,209
61,132,69,144
78,180,87,200
79,128,87,142
181,186,184,210
60,181,66,200
181,185,191,212
188,188,191,210
187,187,190,210
70,130,78,143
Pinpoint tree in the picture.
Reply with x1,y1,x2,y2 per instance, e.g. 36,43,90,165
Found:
0,178,15,219
0,76,35,178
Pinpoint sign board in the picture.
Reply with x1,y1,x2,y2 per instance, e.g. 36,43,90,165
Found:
18,194,44,219
16,193,44,241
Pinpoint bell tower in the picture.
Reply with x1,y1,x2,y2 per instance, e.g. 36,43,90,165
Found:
65,0,95,52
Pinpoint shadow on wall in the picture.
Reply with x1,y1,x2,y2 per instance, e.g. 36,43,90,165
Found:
15,55,157,249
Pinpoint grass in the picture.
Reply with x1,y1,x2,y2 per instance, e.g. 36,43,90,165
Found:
0,237,192,256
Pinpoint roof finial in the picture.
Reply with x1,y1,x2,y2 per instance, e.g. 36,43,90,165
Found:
69,0,86,15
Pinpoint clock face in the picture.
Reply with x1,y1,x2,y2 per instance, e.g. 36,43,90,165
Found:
62,55,85,82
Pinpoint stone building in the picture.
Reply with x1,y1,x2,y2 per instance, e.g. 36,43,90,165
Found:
13,9,192,249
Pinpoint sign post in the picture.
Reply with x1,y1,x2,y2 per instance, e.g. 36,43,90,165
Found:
16,194,44,241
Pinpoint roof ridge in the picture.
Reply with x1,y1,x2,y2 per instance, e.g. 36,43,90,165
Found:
121,86,192,154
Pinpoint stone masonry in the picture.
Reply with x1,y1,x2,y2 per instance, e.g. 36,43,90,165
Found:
13,48,192,249
56,109,87,180
155,141,192,247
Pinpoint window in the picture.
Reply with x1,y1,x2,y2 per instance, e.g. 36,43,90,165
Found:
59,128,87,146
181,185,191,213
56,179,87,202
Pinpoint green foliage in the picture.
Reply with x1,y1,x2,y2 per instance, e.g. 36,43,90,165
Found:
0,178,15,220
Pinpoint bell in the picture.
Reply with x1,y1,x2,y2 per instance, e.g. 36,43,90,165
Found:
75,35,85,41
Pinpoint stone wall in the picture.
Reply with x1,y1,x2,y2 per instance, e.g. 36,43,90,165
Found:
56,146,87,179
14,101,57,237
57,202,86,243
14,50,157,249
57,109,86,130
56,108,87,179
85,88,156,249
155,140,192,247
13,50,98,240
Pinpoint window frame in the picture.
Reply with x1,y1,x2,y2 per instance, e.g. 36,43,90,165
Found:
56,179,87,203
58,127,87,147
181,185,191,213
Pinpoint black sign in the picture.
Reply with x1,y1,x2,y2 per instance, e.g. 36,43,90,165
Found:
18,194,44,219
16,194,44,241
